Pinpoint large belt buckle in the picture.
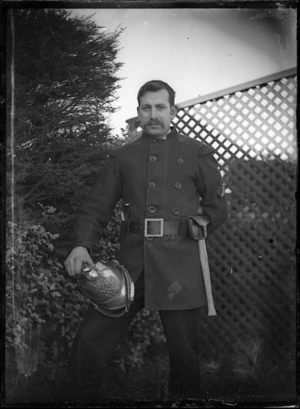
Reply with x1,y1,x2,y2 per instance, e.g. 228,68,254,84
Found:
144,218,164,237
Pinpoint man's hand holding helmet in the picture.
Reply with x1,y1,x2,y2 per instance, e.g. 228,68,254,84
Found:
64,246,98,277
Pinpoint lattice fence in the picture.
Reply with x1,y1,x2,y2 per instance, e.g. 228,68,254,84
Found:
127,68,297,385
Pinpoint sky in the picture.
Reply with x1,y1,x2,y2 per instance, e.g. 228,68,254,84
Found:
71,8,297,136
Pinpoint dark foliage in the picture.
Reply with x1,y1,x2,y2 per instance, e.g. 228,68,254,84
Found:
7,9,124,244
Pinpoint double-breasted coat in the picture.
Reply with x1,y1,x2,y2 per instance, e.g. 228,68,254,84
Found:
73,128,228,310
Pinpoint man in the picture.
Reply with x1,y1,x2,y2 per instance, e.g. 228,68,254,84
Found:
64,80,228,401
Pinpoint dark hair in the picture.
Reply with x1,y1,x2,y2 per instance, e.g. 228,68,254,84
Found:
137,80,176,107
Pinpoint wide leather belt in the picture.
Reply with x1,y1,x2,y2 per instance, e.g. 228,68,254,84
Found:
123,219,188,238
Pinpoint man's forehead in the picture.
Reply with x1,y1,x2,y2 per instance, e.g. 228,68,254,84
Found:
140,89,170,104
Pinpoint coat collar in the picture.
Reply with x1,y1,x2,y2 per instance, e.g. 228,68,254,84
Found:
141,126,178,142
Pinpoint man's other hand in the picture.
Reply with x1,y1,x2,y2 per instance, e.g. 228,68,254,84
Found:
64,246,98,277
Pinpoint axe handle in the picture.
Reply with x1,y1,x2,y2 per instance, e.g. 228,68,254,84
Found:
198,240,217,316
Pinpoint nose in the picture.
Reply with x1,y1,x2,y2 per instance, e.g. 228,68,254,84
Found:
150,107,158,119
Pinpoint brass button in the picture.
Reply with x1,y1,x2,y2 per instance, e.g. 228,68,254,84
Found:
177,158,184,165
173,208,180,215
148,206,157,214
178,136,185,143
151,139,157,143
149,181,156,188
168,235,176,240
175,182,182,190
150,155,157,162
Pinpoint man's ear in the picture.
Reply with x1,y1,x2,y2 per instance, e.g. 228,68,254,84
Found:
170,105,178,119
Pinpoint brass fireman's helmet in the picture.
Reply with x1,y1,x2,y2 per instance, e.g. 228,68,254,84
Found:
78,259,134,317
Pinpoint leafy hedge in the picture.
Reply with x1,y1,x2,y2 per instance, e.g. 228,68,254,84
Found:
6,219,86,385
5,205,166,402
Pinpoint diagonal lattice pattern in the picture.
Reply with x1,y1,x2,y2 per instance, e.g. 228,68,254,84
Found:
172,73,297,372
173,76,297,167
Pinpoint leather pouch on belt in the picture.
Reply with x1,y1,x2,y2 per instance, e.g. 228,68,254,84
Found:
187,216,210,240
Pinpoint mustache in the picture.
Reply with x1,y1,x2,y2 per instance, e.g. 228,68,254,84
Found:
146,120,162,126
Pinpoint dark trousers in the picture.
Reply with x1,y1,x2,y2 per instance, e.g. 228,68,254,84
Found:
64,273,204,401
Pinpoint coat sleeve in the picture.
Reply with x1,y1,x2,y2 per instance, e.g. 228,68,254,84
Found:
195,145,229,236
72,153,122,252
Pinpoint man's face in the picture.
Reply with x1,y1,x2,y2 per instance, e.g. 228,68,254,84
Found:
137,89,177,138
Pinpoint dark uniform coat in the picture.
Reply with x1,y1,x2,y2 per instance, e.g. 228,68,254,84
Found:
73,128,228,310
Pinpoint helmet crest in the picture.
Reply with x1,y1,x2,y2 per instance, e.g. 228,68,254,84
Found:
78,260,134,317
